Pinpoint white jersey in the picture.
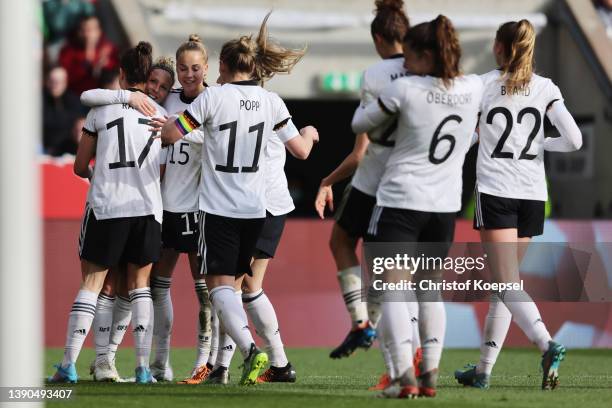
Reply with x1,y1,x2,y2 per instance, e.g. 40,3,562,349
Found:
377,75,483,212
178,80,294,218
265,132,295,216
83,95,167,223
161,89,204,213
477,70,563,201
351,55,408,196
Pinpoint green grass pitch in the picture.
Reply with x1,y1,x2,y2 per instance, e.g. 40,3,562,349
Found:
45,347,612,408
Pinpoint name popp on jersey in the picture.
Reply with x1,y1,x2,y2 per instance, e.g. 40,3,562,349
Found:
240,99,260,111
426,91,473,107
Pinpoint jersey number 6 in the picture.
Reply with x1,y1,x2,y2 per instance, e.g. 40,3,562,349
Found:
429,115,462,165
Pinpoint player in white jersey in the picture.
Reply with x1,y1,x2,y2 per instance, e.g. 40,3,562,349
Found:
352,15,483,398
80,56,175,382
159,12,319,385
49,42,167,384
454,20,581,391
314,3,419,378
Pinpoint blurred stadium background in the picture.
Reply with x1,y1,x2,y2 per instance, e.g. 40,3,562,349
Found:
39,0,611,350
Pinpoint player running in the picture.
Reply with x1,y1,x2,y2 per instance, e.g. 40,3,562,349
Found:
49,42,167,384
314,0,419,390
159,12,319,385
454,19,581,391
352,15,483,398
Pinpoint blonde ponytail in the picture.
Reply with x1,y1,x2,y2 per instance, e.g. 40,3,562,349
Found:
496,19,535,90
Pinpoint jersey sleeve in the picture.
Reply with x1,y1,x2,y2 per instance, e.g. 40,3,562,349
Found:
159,146,168,166
80,89,131,107
546,80,564,109
183,128,205,144
377,80,404,115
174,89,210,136
359,70,376,108
272,94,297,143
82,108,98,136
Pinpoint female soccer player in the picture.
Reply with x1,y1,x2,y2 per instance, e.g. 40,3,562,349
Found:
49,41,166,384
80,56,175,382
454,19,581,391
315,2,418,376
160,12,319,385
352,15,483,398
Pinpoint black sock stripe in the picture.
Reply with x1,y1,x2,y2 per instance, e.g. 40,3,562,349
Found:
242,291,265,304
98,294,116,301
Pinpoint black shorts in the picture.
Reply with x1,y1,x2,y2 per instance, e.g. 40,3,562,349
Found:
474,190,545,238
368,206,456,257
197,211,265,277
162,211,199,253
254,212,287,259
78,204,162,268
335,185,377,238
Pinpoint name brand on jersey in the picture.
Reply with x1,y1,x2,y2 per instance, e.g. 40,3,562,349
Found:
501,85,531,96
240,100,260,111
390,72,409,81
426,91,473,107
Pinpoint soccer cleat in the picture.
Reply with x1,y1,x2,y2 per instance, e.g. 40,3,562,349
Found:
368,373,391,391
257,362,297,383
329,322,376,359
178,364,211,384
48,363,78,384
541,341,566,390
204,366,230,385
413,347,423,377
135,366,154,384
239,343,269,385
418,369,438,397
93,357,120,382
150,360,174,382
380,367,418,399
454,364,490,389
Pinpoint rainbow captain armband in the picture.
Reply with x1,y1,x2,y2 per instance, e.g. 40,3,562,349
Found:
175,110,201,135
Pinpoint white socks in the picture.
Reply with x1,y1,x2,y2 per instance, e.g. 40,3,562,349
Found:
380,301,413,381
93,293,115,363
418,300,445,373
194,279,212,369
477,294,512,375
367,283,383,328
129,287,153,368
407,300,421,352
377,318,397,379
215,326,237,368
501,290,552,352
151,276,172,366
62,289,98,367
108,295,131,362
209,286,255,359
243,289,288,368
337,266,367,327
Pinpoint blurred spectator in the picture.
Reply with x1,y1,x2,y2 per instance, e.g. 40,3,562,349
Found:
43,66,85,156
42,0,96,45
59,15,119,95
594,0,612,38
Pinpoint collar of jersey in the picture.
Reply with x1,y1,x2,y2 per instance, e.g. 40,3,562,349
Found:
230,79,259,86
179,90,196,104
386,53,403,59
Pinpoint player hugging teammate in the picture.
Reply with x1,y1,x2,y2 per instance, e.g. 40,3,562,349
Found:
50,12,319,385
318,0,582,400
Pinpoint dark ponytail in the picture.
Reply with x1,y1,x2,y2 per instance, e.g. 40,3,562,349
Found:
370,0,410,44
403,14,461,87
120,41,153,85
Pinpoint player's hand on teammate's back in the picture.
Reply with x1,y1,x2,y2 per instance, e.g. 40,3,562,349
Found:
315,185,334,219
148,116,168,135
129,91,157,117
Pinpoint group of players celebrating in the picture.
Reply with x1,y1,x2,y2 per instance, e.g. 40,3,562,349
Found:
48,0,582,398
